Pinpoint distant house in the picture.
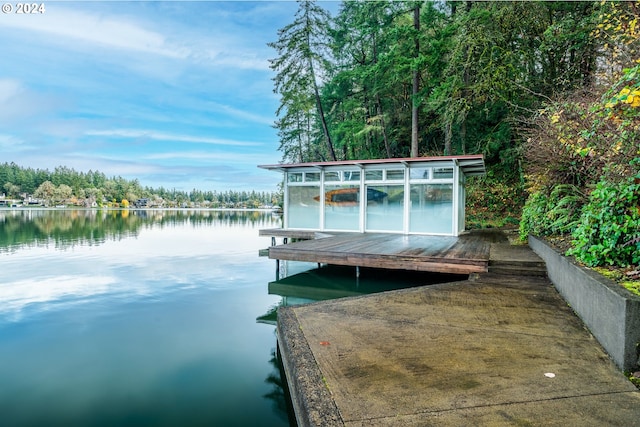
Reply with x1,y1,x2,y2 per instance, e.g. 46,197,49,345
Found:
258,155,486,237
133,198,149,208
15,194,43,206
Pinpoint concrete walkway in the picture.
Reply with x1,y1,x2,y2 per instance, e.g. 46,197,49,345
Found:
277,244,640,426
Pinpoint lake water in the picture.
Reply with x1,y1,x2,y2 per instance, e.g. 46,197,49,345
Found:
0,209,458,427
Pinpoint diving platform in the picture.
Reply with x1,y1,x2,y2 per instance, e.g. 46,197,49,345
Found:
264,231,491,275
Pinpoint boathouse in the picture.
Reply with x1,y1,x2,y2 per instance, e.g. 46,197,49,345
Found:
259,155,485,237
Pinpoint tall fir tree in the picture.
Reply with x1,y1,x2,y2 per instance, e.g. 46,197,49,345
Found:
269,0,336,162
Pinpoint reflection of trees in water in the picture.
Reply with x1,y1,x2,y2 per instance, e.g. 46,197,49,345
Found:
140,209,281,230
263,343,297,425
0,209,139,251
0,209,280,252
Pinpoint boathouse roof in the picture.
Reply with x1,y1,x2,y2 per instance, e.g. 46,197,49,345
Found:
258,154,485,176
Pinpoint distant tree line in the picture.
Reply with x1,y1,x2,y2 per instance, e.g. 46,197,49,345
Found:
0,162,281,208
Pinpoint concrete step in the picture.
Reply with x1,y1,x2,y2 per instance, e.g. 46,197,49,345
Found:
488,243,548,277
488,264,548,277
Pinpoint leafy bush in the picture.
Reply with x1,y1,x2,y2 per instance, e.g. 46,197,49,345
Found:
521,62,640,269
466,171,525,229
568,170,640,267
520,192,551,240
519,184,585,240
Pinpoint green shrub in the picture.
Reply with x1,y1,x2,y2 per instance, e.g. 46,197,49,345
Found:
568,171,640,267
520,192,551,240
519,184,584,240
547,184,585,234
466,171,525,229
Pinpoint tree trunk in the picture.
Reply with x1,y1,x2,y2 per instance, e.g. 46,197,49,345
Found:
410,4,420,158
460,120,467,155
377,94,392,158
444,120,452,156
308,53,337,161
459,0,472,155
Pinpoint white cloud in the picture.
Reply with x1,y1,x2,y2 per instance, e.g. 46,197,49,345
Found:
197,48,270,71
206,101,275,126
0,4,276,72
85,129,263,147
0,79,22,103
0,134,24,150
143,150,277,165
0,8,187,59
0,78,59,124
0,275,115,319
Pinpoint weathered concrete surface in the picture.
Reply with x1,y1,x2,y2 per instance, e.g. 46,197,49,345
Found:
278,272,640,426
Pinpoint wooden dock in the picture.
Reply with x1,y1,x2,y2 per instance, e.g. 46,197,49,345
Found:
264,232,490,275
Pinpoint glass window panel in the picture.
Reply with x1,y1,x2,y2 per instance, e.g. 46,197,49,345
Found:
287,185,320,229
323,185,360,231
288,172,303,183
409,184,453,234
344,170,360,181
410,167,430,180
305,172,320,182
365,170,383,181
386,169,404,181
365,185,403,232
325,171,340,182
433,167,453,179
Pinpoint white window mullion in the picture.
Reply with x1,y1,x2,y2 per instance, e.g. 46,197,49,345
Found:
404,165,410,234
359,169,365,232
452,163,459,236
284,173,289,229
319,170,325,231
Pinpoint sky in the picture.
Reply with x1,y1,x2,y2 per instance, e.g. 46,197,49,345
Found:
0,1,339,193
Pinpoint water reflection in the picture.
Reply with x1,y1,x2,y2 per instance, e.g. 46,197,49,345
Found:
0,209,290,426
0,209,281,321
263,346,298,426
0,208,279,252
267,264,465,309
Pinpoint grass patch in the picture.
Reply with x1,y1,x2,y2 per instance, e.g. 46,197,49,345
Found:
593,266,640,297
627,372,640,390
537,236,640,297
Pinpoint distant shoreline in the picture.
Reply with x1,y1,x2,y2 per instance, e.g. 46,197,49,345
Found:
0,206,278,212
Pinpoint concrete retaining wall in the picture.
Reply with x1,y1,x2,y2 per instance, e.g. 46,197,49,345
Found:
529,235,640,372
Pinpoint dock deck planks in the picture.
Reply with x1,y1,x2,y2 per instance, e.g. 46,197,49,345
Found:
266,232,490,275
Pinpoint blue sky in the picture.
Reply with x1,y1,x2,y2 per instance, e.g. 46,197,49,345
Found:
0,1,339,193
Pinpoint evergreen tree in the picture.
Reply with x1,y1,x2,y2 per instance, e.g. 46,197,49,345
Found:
269,0,337,162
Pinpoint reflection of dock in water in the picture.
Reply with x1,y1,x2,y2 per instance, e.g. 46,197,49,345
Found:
256,266,465,325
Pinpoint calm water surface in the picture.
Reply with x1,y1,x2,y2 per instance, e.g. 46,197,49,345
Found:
0,209,291,427
0,209,455,427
